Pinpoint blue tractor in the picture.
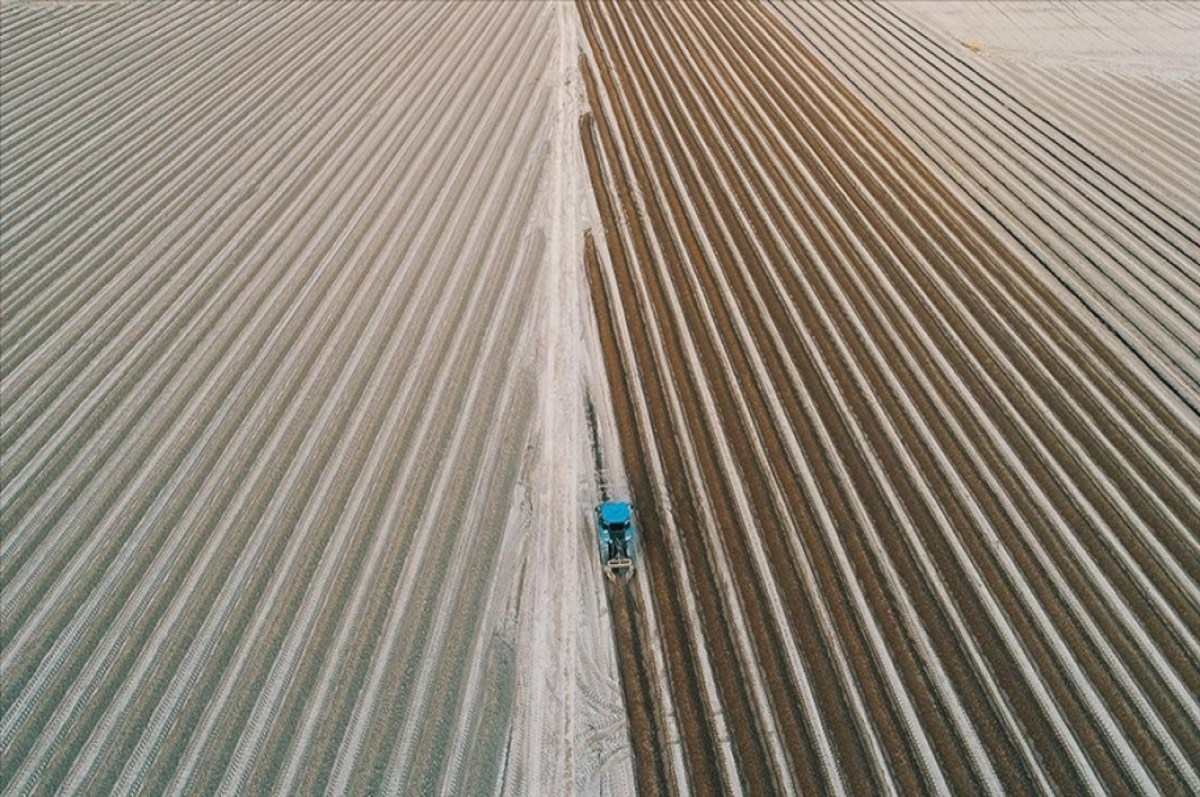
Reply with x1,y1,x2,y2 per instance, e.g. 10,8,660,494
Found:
596,501,636,583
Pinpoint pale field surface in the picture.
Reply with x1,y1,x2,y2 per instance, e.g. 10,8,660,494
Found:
897,0,1200,79
6,1,1200,796
891,1,1200,223
1,1,633,795
782,0,1200,406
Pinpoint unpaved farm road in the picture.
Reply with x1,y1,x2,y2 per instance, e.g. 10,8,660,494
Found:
579,1,1200,794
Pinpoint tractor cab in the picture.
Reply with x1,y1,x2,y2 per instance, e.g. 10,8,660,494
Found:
596,501,636,583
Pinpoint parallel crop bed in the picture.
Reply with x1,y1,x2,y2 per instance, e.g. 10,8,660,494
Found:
1,3,570,793
578,1,1200,793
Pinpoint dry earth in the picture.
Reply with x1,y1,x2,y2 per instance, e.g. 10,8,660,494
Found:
3,1,1198,795
2,2,632,794
578,1,1199,794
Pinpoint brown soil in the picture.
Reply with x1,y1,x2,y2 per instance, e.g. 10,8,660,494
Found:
578,0,1200,793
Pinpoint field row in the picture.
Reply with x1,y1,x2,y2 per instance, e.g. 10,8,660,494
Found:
579,1,1200,793
773,0,1200,408
1,2,602,793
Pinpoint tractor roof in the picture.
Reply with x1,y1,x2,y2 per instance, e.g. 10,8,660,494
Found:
599,501,632,525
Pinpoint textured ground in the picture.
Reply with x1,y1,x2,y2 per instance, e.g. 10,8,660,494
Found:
3,1,1197,795
1,2,632,794
578,1,1199,793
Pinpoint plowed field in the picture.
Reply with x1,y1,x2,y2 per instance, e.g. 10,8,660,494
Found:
578,1,1200,794
2,3,631,794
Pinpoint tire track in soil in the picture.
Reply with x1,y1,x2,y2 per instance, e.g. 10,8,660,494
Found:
579,86,729,789
584,229,672,797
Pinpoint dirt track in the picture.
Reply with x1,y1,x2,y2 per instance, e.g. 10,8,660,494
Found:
578,1,1200,793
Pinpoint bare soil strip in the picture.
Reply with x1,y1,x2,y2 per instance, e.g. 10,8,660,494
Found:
578,1,1200,793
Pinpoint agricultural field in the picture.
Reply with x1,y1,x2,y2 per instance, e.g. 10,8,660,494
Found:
579,0,1199,793
2,1,1198,796
2,2,631,794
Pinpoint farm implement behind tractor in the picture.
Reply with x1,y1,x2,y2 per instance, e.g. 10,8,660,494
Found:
596,501,637,583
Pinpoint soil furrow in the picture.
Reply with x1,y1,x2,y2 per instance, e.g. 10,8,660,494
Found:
580,1,1200,793
577,23,732,788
